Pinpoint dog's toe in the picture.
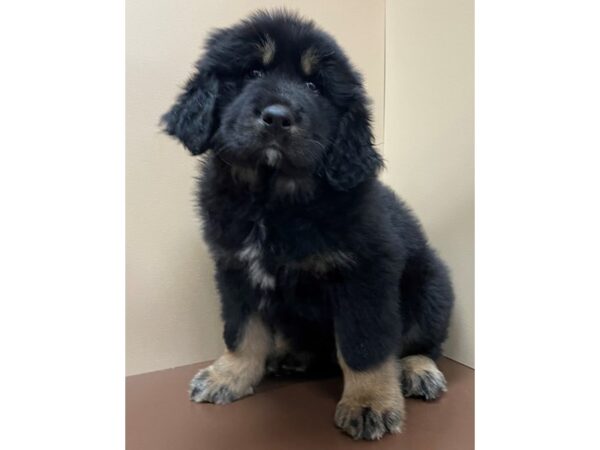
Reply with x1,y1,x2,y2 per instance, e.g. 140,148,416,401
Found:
334,402,404,440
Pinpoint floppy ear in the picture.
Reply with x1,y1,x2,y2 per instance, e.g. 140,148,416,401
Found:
161,66,219,156
324,99,384,191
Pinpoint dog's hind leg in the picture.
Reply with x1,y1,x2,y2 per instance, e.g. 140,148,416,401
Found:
399,355,447,400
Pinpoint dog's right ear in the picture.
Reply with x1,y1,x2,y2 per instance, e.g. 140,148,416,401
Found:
161,65,219,156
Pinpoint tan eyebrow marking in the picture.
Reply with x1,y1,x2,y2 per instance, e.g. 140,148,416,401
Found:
256,35,276,66
301,47,319,76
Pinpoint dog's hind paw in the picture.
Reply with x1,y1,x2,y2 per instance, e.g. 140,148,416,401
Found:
400,355,447,401
189,366,254,405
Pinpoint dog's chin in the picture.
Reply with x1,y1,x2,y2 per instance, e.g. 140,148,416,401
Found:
223,145,319,201
255,146,310,176
263,148,282,168
218,135,319,180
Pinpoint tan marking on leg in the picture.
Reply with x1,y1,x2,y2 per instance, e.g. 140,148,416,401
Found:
338,352,404,412
257,35,276,66
301,47,319,76
335,347,405,440
401,355,438,374
400,355,447,400
190,315,272,404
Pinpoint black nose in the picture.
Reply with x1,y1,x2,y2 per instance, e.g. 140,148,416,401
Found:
260,104,294,131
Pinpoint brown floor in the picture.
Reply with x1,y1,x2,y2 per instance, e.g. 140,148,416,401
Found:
127,357,473,450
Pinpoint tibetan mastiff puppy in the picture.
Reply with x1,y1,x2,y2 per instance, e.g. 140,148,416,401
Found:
162,10,454,440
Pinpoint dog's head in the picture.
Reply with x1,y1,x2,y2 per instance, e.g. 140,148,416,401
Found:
162,10,383,191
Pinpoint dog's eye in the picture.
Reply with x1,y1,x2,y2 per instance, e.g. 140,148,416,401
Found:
249,70,264,79
305,81,318,92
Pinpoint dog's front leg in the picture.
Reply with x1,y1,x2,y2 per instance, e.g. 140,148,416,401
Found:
331,272,405,440
189,267,273,404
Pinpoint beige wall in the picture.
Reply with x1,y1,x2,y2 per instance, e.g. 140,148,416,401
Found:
382,0,474,367
127,0,473,375
126,0,385,375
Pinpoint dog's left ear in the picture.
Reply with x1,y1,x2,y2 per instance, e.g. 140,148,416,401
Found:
161,65,219,156
324,94,384,191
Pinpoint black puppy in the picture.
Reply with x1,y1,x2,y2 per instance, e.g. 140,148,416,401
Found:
162,10,454,440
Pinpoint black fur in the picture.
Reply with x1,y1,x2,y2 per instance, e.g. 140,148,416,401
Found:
162,11,453,374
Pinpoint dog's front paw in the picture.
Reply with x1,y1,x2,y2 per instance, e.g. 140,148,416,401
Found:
189,366,254,405
334,401,404,440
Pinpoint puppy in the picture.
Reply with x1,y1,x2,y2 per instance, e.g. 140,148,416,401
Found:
162,10,454,440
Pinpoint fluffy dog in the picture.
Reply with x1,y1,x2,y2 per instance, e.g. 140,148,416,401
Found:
162,10,454,440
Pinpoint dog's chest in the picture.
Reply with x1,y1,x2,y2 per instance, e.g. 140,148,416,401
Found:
233,215,355,292
235,218,276,291
202,179,354,290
